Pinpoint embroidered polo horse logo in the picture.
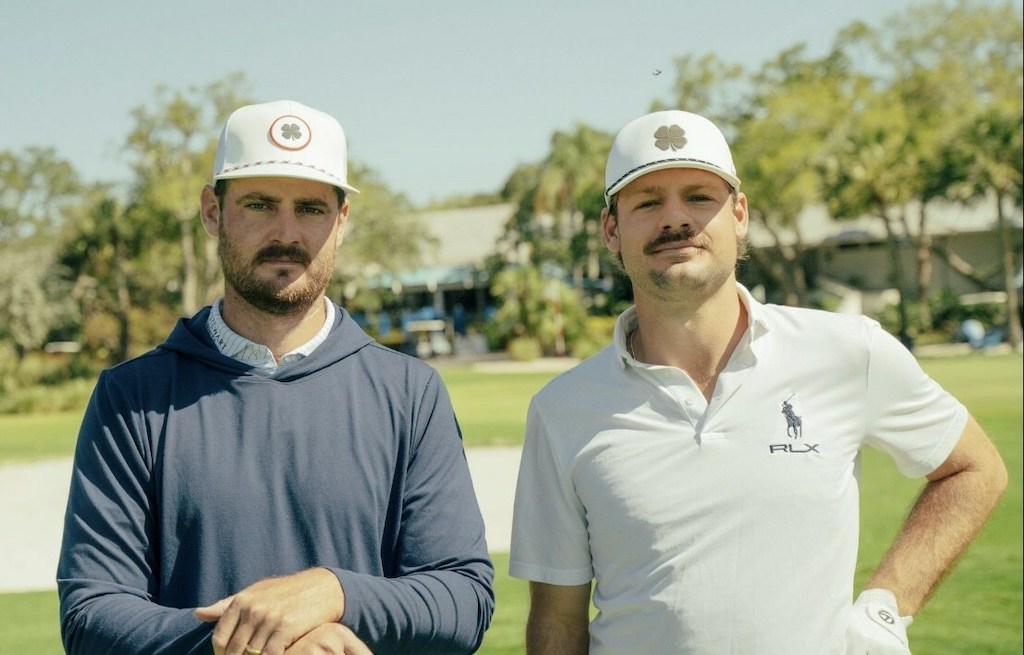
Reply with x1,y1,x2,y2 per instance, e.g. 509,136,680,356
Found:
781,395,803,439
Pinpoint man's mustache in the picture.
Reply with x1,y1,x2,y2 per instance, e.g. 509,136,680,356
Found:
254,245,312,266
644,228,707,255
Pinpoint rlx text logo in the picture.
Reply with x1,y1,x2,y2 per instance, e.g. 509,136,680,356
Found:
769,443,821,454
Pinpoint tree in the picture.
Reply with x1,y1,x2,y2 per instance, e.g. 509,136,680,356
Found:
0,146,81,244
949,107,1024,349
332,162,434,312
521,124,611,279
654,53,745,123
0,147,82,365
124,74,253,316
57,188,170,363
819,83,920,344
735,45,867,305
0,244,75,362
488,265,587,356
845,0,1024,340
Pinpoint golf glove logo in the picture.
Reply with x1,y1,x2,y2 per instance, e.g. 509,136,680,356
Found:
846,588,913,655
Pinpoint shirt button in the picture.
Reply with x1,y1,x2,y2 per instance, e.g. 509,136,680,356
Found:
684,397,695,406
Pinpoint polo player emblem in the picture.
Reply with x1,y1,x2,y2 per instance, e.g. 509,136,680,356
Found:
781,395,803,439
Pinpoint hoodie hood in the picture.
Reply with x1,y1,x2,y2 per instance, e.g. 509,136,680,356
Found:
157,303,375,382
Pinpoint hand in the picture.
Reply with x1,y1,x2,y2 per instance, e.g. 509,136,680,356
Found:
846,589,913,655
284,623,374,654
195,568,345,655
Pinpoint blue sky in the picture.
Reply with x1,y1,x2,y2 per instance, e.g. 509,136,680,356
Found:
3,0,1020,207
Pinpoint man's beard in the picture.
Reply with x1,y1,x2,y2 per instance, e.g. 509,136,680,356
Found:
219,234,335,316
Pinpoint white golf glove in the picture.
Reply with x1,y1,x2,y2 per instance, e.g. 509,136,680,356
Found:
846,589,913,654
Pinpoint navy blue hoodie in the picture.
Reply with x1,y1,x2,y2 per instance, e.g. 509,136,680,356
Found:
58,305,494,654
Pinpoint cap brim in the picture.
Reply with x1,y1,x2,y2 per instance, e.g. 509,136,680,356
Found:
215,163,359,195
605,159,740,200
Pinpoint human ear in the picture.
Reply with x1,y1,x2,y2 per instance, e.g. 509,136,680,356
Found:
334,200,350,248
733,192,749,238
199,185,221,238
601,207,620,253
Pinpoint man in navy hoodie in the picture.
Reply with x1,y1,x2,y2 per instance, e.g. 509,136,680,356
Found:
58,100,494,655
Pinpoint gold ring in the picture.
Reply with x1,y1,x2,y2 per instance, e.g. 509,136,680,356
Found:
244,648,262,655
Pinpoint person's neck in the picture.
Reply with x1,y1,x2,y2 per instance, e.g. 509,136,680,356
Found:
219,293,328,362
631,283,747,399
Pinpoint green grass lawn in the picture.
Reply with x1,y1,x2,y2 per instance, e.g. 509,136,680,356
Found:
0,369,554,462
0,354,1020,653
0,411,82,463
442,369,557,447
853,353,1023,655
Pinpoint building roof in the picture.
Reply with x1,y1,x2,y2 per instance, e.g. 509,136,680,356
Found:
416,203,516,267
371,203,515,292
376,196,1021,292
747,195,1023,249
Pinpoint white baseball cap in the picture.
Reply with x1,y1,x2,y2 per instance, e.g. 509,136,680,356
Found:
213,100,359,194
604,109,740,204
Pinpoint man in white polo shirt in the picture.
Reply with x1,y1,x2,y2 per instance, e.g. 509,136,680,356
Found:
508,109,1007,654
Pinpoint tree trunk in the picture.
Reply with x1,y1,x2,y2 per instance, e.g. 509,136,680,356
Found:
114,236,132,364
180,214,198,316
178,154,199,316
929,242,995,289
752,212,808,306
203,237,221,306
881,210,913,348
995,192,1023,350
915,203,933,329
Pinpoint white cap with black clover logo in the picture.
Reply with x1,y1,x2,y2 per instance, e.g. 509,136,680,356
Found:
603,109,739,204
213,100,359,194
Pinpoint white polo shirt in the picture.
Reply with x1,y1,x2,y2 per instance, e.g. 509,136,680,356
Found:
509,284,966,655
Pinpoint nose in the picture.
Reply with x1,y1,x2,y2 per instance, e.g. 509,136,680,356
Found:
270,207,303,243
660,196,692,232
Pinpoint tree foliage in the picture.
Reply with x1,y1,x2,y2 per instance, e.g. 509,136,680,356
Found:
124,74,253,316
0,146,81,243
2,2,1022,390
0,244,75,360
332,162,433,311
488,265,587,356
0,147,83,366
0,73,434,387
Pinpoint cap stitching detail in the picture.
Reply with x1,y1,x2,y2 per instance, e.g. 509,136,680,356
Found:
605,157,734,195
218,160,345,182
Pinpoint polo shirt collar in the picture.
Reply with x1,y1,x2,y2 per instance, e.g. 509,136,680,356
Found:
207,296,335,370
614,283,770,370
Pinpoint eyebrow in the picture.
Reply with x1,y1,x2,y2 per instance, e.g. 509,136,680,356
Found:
629,182,725,196
235,192,279,205
235,192,331,209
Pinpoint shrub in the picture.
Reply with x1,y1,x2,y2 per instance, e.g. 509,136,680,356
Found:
0,378,94,414
570,315,617,360
488,266,588,356
507,337,543,362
